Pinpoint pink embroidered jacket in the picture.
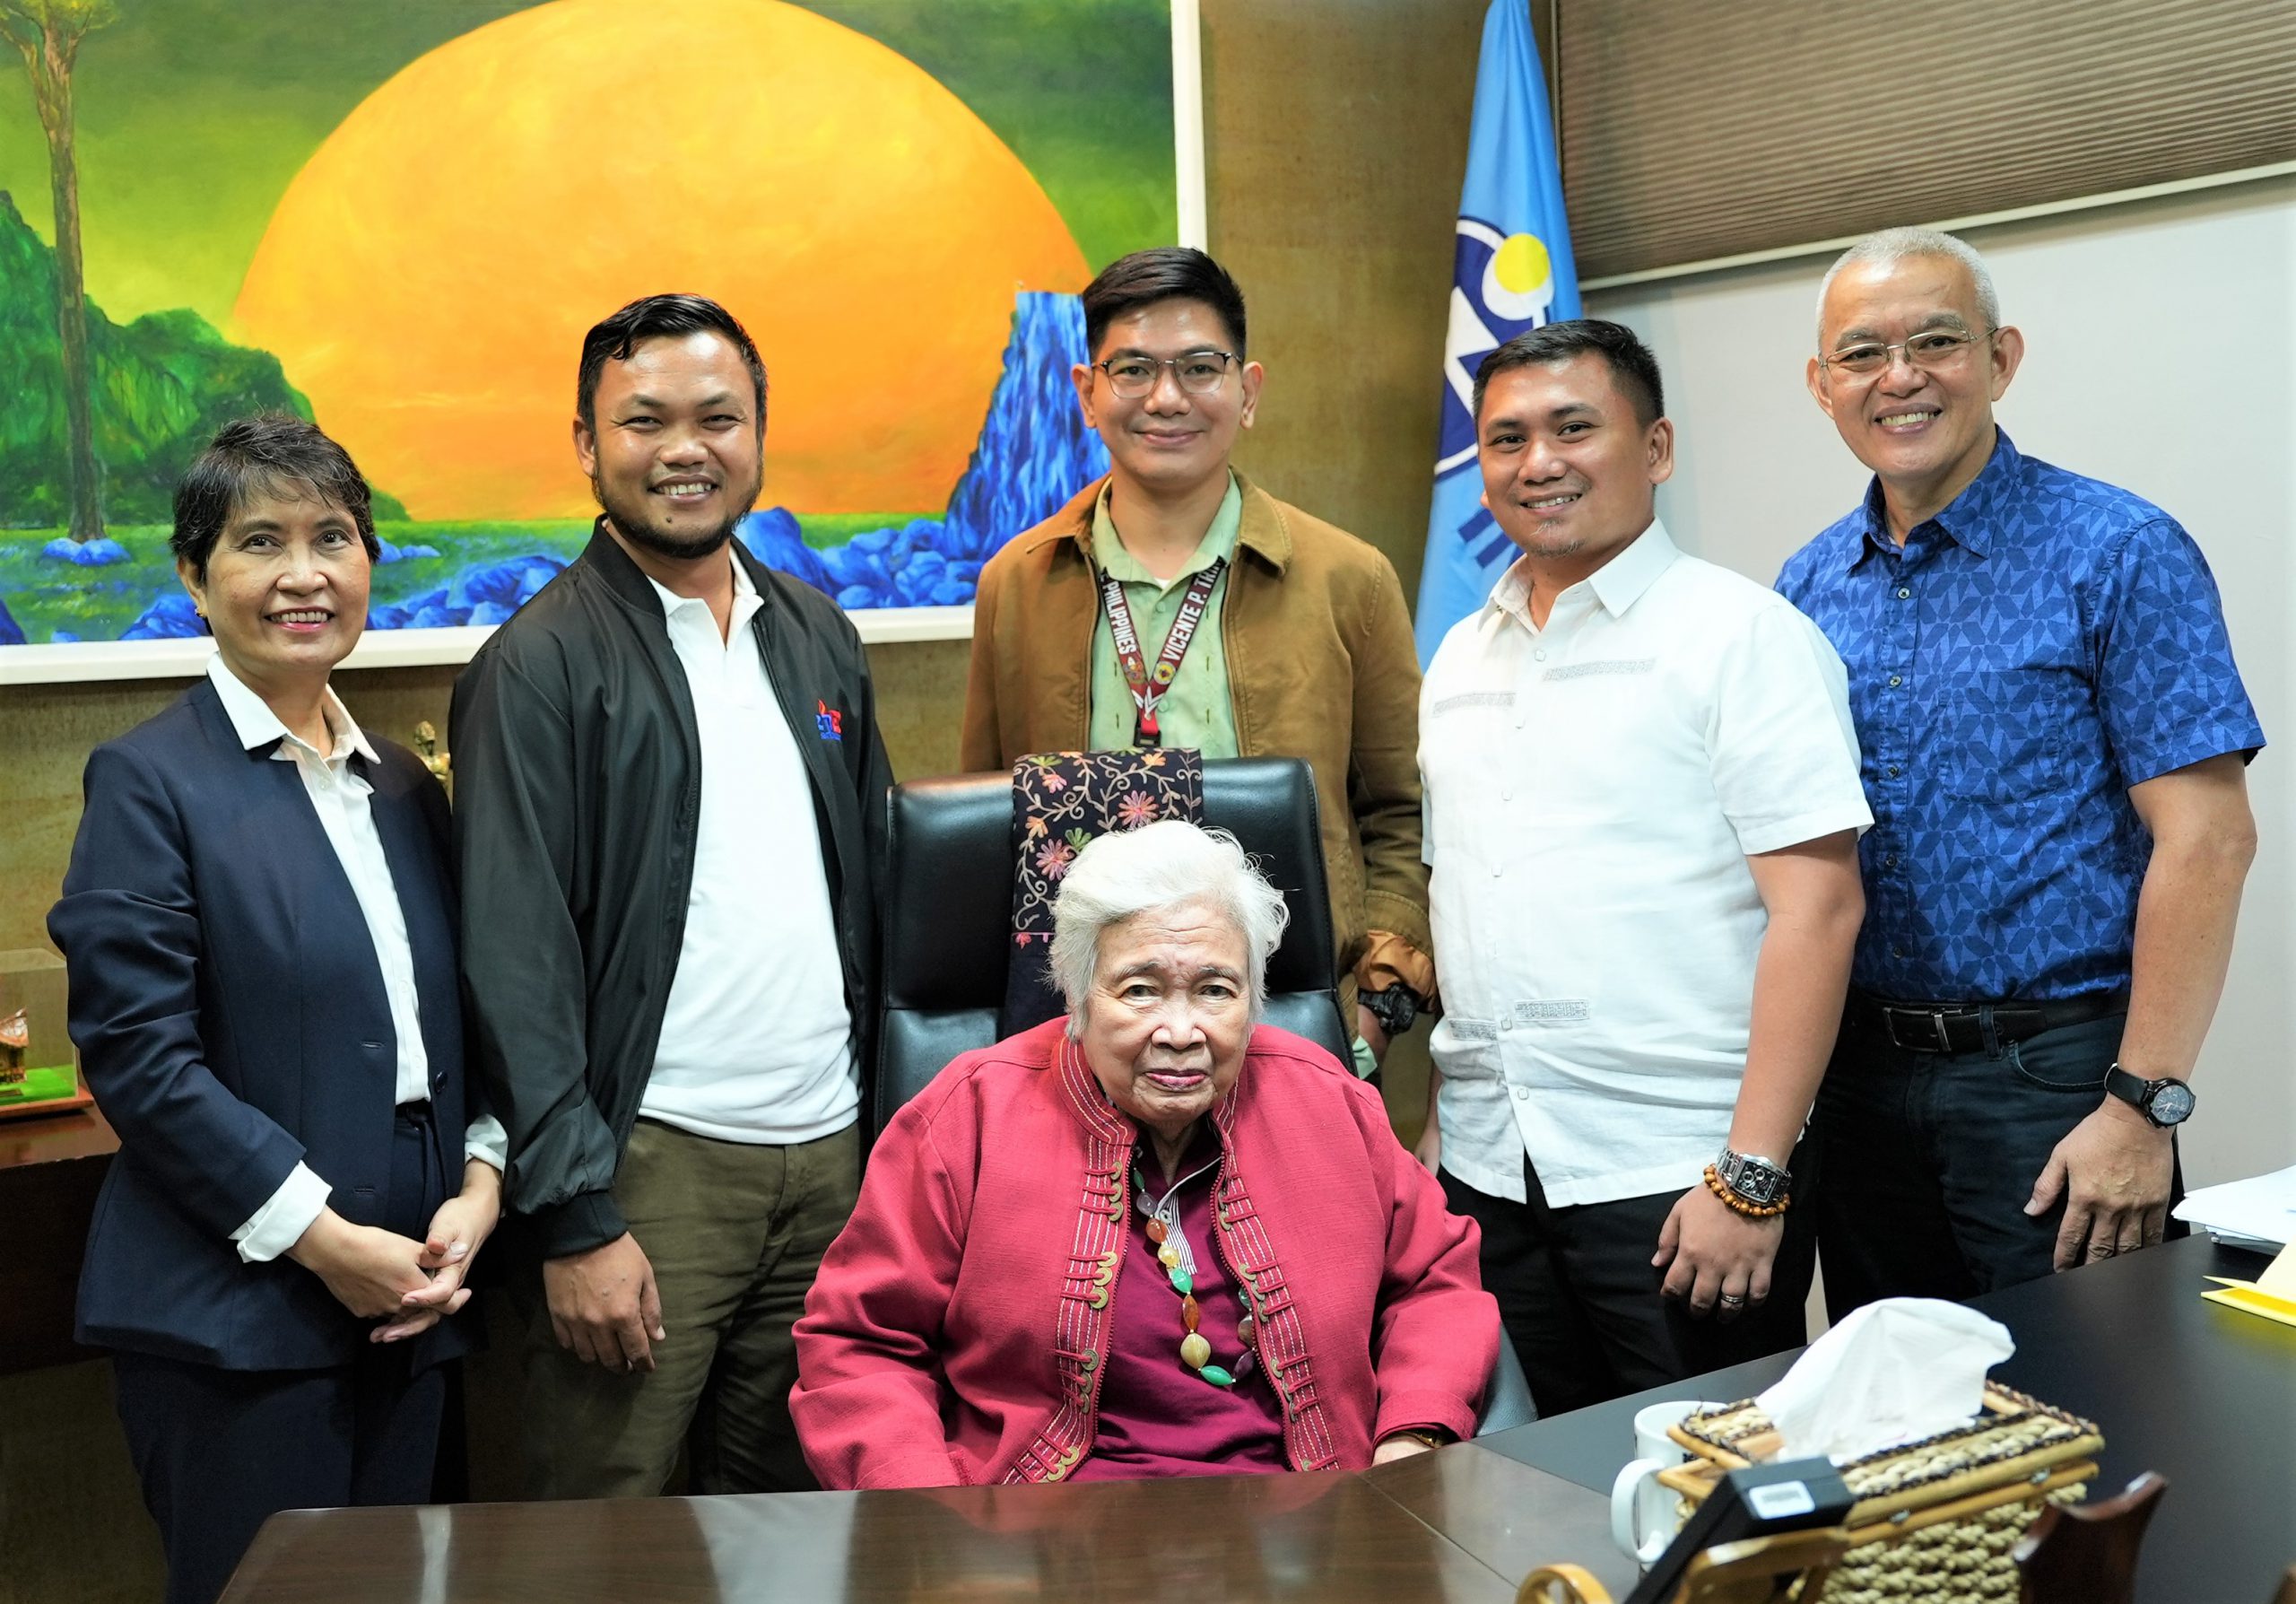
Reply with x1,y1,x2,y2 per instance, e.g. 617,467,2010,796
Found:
791,1018,1499,1490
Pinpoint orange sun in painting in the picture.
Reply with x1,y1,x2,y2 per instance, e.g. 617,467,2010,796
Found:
231,0,1091,521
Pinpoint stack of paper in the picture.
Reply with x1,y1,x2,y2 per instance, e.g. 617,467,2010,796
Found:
2172,1164,2296,1252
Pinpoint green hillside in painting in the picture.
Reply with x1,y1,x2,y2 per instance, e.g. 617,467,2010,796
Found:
0,188,404,527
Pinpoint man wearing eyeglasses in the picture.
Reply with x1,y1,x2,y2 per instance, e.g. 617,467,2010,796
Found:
1779,227,2263,1314
963,248,1433,1071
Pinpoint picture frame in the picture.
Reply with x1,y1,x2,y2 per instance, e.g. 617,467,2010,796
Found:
0,0,1207,685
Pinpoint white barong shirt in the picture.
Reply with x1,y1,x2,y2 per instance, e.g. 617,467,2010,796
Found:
1420,519,1870,1207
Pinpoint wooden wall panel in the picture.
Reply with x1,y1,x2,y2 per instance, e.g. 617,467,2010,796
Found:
1201,0,1485,583
0,644,974,954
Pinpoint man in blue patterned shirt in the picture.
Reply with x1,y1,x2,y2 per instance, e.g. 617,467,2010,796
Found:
1778,227,2263,1314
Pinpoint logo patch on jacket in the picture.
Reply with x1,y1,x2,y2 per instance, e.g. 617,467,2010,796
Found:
815,700,844,742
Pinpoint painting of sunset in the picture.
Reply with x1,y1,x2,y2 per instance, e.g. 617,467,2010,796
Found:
0,0,1183,658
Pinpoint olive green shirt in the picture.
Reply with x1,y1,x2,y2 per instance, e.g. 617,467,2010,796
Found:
1084,476,1376,1074
1085,475,1242,754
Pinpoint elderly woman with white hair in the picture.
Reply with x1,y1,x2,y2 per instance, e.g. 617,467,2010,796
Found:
791,820,1498,1488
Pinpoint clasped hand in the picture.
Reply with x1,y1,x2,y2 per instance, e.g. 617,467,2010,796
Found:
286,1164,501,1343
1654,1184,1786,1321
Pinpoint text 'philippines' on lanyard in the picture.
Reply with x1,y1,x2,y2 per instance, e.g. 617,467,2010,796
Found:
1098,555,1228,746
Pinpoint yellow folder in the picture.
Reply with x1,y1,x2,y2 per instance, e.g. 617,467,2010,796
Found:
2203,1240,2296,1329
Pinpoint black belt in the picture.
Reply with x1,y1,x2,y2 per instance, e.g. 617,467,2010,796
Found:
1848,989,2126,1056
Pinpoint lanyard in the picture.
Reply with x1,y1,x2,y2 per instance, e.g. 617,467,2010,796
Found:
1097,555,1227,746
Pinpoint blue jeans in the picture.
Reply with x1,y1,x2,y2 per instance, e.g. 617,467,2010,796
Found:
1812,1006,2184,1321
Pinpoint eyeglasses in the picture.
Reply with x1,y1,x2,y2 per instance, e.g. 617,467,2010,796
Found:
1820,327,1996,378
1093,351,1240,399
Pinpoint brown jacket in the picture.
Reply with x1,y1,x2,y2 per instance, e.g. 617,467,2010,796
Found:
961,474,1433,1004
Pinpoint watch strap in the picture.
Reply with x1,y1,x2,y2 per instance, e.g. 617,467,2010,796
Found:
2104,1063,2193,1128
2103,1064,2152,1112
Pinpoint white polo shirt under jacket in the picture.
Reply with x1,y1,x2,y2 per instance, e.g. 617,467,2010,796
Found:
1420,519,1870,1207
207,656,508,1263
639,554,857,1145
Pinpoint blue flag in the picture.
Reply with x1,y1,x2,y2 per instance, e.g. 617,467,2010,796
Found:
1413,0,1579,664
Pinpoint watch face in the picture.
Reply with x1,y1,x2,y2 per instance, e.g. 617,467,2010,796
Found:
2150,1081,2196,1126
1368,989,1416,1034
1725,1158,1783,1204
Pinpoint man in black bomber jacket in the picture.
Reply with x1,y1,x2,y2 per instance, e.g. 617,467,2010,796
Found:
450,293,892,1498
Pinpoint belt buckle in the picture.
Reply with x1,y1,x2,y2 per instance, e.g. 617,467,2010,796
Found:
1925,1007,1955,1052
1883,1004,1957,1053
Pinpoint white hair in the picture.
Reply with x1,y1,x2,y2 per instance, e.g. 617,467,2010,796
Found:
1816,227,2001,344
1048,819,1292,1035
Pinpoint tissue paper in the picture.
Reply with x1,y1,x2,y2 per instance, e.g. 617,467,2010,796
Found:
1755,1297,2013,1462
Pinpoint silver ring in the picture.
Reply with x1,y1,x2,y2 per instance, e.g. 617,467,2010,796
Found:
1718,1294,1747,1308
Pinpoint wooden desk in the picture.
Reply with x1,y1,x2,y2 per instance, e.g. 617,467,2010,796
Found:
1363,1441,1639,1600
220,1461,1587,1603
211,1237,2296,1602
1478,1237,2296,1604
0,1104,115,1373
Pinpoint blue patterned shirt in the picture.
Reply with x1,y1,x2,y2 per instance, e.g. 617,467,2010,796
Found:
1777,431,2263,1002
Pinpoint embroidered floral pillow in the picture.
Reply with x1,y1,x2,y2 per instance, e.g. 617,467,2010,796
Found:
1001,748,1206,1036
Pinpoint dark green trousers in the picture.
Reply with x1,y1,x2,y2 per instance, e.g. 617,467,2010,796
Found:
520,1118,859,1498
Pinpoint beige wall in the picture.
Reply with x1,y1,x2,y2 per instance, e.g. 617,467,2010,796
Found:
0,7,1486,1599
1587,175,2296,1188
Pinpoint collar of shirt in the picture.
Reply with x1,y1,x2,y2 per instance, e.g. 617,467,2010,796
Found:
1487,516,1680,632
205,653,375,771
1091,472,1243,592
1847,428,2022,570
643,546,764,647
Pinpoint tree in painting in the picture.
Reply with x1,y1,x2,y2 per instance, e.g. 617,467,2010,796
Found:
0,0,111,546
0,0,1176,649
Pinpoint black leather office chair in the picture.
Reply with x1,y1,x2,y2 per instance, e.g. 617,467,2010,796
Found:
873,752,1535,1437
875,755,1350,1133
1478,1338,1536,1434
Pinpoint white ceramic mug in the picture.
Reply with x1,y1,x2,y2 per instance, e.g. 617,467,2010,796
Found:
1609,1400,1719,1566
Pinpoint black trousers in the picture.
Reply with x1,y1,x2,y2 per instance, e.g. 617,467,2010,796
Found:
1813,1005,2184,1321
1441,1152,1816,1419
112,1107,451,1604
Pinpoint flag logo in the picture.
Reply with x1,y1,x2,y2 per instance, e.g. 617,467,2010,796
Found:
1438,221,1561,475
1413,0,1579,665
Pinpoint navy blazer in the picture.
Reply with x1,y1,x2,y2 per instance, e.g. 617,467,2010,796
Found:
48,678,475,1371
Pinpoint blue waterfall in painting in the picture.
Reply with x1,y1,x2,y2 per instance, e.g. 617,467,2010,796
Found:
739,289,1108,608
106,291,1101,641
296,289,1103,636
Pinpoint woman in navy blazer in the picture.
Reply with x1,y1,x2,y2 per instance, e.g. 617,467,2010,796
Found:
48,417,504,1604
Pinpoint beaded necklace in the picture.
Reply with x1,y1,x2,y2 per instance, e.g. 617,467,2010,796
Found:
1133,1154,1257,1389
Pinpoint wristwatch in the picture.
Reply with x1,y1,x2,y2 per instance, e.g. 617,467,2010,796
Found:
2104,1064,2196,1129
1361,983,1422,1039
1390,1426,1453,1451
1712,1147,1792,1208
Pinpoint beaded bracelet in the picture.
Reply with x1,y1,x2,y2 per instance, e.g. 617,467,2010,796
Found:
1703,1164,1790,1218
